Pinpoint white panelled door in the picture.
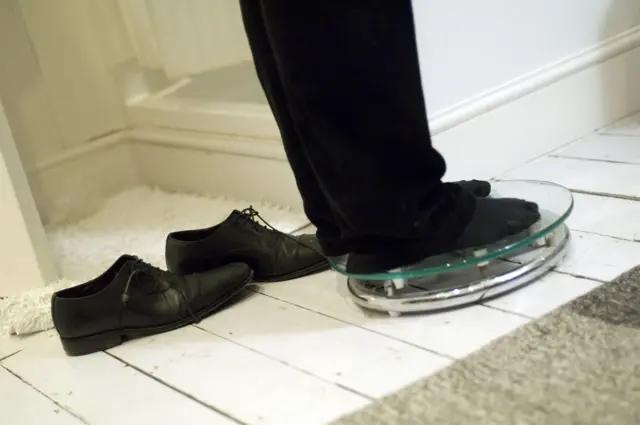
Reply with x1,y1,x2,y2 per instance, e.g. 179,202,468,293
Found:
0,99,58,297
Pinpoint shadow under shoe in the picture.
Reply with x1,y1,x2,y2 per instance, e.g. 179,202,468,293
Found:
346,197,541,274
51,255,252,356
165,207,329,282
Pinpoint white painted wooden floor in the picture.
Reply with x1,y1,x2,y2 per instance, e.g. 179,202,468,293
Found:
4,113,640,425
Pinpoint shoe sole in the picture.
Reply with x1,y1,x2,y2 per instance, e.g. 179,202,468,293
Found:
59,272,254,356
254,260,331,283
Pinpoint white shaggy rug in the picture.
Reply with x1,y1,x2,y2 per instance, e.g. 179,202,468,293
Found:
0,186,309,336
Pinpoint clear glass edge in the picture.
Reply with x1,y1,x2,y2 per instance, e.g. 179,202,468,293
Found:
329,180,574,280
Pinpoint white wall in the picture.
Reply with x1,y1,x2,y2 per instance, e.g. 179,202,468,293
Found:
0,0,131,170
0,0,66,170
0,0,139,223
413,0,640,115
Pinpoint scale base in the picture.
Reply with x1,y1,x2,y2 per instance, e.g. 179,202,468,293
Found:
347,223,570,316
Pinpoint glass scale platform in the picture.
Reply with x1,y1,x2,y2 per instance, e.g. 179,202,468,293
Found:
329,180,573,316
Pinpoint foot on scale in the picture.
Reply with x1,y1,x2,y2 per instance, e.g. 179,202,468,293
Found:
329,180,573,317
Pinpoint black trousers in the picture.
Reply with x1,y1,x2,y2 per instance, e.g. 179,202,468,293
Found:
240,0,474,255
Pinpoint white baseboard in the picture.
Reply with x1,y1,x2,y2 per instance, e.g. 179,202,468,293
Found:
428,26,640,135
27,132,141,225
30,27,640,217
433,27,640,181
129,130,302,208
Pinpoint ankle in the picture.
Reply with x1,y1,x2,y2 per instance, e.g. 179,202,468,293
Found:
317,238,351,257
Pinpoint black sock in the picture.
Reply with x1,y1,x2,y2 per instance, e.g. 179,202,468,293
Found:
346,197,540,274
452,197,539,250
318,180,493,257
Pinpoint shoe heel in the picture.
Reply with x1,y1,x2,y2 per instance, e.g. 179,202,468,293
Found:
60,332,124,356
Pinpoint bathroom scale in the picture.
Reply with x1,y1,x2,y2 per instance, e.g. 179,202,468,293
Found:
329,180,573,316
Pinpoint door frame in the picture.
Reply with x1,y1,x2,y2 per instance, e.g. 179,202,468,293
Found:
0,98,58,297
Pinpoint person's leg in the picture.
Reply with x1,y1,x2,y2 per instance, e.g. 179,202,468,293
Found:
239,0,345,255
258,1,459,246
240,0,493,258
250,0,539,272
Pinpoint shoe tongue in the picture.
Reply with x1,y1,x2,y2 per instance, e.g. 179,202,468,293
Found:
227,209,270,233
118,254,139,266
227,210,246,222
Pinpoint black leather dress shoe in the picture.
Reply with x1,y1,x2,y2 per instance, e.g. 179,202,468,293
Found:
165,207,329,282
51,255,252,356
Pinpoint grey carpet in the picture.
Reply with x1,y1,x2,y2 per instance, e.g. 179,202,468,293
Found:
332,268,640,425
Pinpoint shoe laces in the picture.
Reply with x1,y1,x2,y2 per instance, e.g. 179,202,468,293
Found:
237,206,273,234
238,206,327,258
122,257,199,323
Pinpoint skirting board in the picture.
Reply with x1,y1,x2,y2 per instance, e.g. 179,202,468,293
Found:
27,132,141,225
28,27,640,217
128,29,640,208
